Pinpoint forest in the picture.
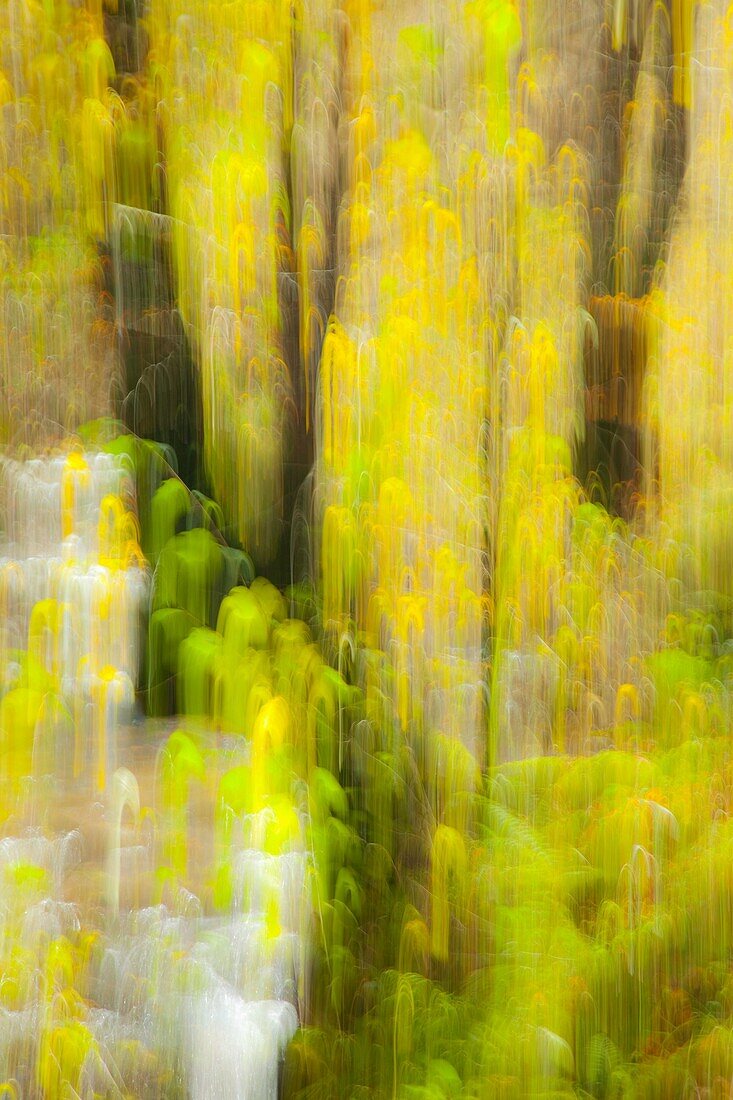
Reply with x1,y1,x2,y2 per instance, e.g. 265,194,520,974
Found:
0,0,729,1097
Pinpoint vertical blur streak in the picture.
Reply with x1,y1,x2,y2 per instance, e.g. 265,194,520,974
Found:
291,0,340,440
0,0,119,446
645,0,733,609
0,451,148,798
147,0,295,567
7,0,733,1098
313,0,495,802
